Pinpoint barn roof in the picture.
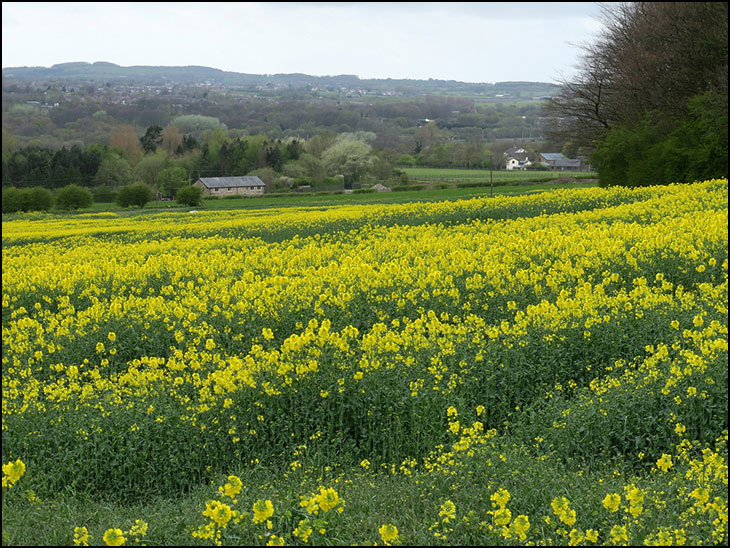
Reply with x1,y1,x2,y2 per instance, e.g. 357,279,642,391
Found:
539,153,566,161
197,176,265,188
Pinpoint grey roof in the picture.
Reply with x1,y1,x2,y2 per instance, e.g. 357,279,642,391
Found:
506,151,530,161
539,153,568,161
197,176,265,188
553,159,581,167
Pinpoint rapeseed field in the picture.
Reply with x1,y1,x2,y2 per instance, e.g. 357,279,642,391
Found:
2,180,727,545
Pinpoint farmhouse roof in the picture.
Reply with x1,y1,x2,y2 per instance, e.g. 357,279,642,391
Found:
506,150,530,162
197,176,265,188
539,153,566,161
552,159,581,168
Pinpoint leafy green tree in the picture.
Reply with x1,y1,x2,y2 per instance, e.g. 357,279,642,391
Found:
285,139,303,161
94,155,133,188
176,185,203,207
304,133,337,158
56,184,94,210
321,139,374,189
397,154,417,166
1,129,18,156
169,115,227,143
140,124,163,154
544,2,727,187
116,183,154,208
265,144,283,171
594,91,728,188
157,166,188,198
134,152,169,188
224,138,254,175
176,134,198,155
298,153,326,183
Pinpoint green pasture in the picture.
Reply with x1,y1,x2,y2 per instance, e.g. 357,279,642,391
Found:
401,167,595,183
75,179,599,214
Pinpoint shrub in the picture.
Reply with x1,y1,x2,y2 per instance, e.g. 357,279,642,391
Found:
157,166,188,198
2,187,24,213
2,187,54,213
56,184,94,210
176,185,204,207
391,184,425,191
24,187,54,211
91,185,117,203
116,184,154,208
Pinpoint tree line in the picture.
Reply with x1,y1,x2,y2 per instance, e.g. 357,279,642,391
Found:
2,118,413,212
545,2,728,187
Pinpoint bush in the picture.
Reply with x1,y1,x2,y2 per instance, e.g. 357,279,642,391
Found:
157,166,188,198
2,187,54,213
116,183,154,208
56,184,94,210
24,187,54,211
391,184,425,191
292,176,315,187
176,185,204,207
91,185,117,203
2,187,24,213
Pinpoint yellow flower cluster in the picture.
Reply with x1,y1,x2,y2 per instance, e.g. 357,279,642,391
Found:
70,520,147,547
2,458,25,488
379,523,399,544
299,486,344,515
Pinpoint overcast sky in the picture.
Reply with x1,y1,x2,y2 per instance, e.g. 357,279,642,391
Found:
2,2,605,83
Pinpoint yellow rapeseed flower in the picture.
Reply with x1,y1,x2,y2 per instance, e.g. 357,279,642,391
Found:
203,500,233,527
2,458,26,488
491,488,511,508
602,493,621,513
73,526,90,546
439,500,456,523
656,453,673,472
609,525,628,544
102,528,126,546
493,507,512,526
511,514,530,541
379,523,399,543
252,499,274,524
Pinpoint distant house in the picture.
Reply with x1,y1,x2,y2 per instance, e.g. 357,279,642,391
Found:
538,153,582,171
193,176,266,197
504,146,532,170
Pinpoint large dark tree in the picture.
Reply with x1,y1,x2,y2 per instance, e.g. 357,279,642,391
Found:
544,2,728,180
140,124,164,154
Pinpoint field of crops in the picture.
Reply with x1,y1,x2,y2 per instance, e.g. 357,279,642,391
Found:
2,180,728,546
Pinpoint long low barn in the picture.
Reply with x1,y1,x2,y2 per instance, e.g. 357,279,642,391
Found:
193,176,266,196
